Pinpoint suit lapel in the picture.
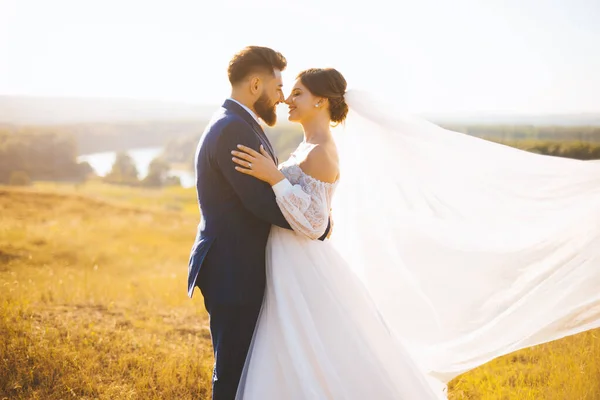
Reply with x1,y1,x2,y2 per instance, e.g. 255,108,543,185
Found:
255,127,278,165
222,99,278,163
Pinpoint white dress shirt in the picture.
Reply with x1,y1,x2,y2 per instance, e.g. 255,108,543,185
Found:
227,98,260,125
227,98,290,195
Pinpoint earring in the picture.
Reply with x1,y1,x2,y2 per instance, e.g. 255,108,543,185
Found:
315,104,319,108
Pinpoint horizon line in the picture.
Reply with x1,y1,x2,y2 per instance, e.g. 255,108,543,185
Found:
1,93,600,116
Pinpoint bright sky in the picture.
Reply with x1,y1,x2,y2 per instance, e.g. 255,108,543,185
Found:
1,0,599,113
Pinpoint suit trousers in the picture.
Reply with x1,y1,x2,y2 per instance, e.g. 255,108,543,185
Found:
205,301,262,400
200,249,263,400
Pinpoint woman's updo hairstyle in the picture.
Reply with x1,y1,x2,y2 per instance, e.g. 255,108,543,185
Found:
297,68,348,124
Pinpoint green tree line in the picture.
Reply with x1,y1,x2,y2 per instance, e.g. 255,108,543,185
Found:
0,128,92,185
0,121,206,155
163,124,600,168
104,152,180,188
2,124,600,187
490,139,600,160
442,124,600,143
0,127,181,187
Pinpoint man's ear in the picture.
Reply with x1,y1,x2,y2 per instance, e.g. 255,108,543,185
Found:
249,76,261,95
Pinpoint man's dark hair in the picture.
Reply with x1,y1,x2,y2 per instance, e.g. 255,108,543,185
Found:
228,46,287,85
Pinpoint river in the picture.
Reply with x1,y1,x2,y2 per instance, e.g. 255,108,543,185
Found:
77,147,195,188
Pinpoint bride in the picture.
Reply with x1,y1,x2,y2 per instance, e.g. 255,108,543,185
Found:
230,67,600,399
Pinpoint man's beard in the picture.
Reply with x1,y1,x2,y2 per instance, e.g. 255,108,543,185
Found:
254,92,277,126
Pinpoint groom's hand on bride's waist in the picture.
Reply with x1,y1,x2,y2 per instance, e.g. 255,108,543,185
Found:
319,213,333,241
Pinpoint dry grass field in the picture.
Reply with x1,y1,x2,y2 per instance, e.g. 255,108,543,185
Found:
1,183,598,399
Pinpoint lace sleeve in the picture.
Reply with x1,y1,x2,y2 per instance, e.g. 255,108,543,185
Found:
272,178,330,240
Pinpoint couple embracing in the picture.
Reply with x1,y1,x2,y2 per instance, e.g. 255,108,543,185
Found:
188,46,442,399
188,45,600,400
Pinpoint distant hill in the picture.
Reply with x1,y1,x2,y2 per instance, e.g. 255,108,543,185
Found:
2,95,599,158
1,95,599,127
0,96,216,125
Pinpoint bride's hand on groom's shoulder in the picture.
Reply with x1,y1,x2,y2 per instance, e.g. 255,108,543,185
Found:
232,145,285,186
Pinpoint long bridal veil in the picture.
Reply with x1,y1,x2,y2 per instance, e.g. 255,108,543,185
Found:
330,89,600,384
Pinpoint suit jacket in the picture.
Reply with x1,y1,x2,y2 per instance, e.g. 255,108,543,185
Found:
187,99,329,305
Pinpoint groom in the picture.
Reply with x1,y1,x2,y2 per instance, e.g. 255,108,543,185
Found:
187,46,330,400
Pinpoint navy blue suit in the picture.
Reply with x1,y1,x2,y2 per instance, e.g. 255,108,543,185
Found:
188,99,329,399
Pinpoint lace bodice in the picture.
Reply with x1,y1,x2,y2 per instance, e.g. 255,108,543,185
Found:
274,157,339,240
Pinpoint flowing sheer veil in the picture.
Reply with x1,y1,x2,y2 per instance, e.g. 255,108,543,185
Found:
329,89,600,383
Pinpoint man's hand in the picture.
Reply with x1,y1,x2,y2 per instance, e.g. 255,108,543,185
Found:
326,211,334,239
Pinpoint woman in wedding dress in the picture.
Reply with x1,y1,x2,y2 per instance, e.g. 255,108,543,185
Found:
230,67,446,399
231,67,600,399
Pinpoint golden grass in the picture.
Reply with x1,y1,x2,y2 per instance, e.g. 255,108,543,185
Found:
1,182,599,399
0,186,212,399
448,331,600,399
32,180,200,216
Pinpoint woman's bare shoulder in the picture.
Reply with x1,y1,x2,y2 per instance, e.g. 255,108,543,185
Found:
298,142,339,184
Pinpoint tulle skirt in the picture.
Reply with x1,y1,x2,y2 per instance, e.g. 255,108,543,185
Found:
235,227,446,400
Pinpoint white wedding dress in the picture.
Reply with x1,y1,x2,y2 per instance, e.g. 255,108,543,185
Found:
236,154,446,399
236,90,600,399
